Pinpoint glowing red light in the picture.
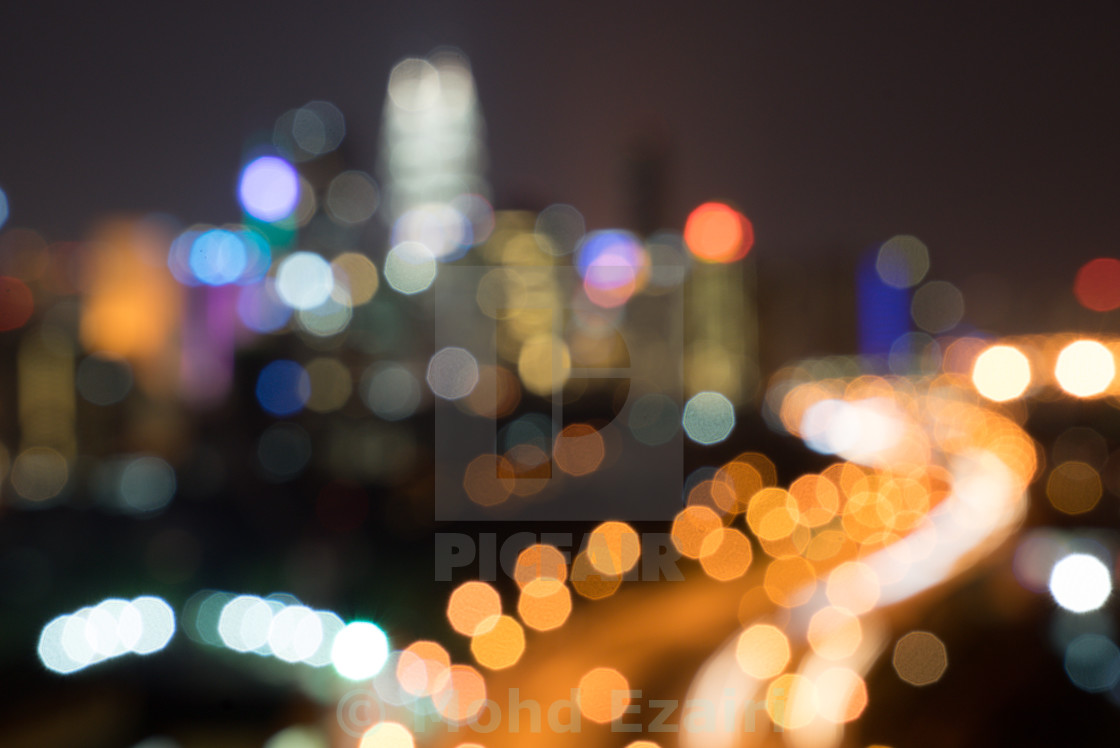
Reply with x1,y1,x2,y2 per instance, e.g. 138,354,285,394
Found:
1074,258,1120,312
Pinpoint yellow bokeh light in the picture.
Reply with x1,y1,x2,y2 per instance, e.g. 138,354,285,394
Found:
517,334,571,396
747,488,800,541
304,357,352,413
517,578,572,631
971,345,1031,402
570,550,622,600
514,544,568,587
789,474,840,528
1047,460,1102,514
766,673,818,729
470,614,525,670
735,624,791,680
892,630,948,686
359,722,414,748
447,581,502,636
1055,339,1115,397
586,521,641,575
671,506,723,559
714,460,763,514
698,527,753,581
763,556,817,607
577,667,631,724
331,251,379,304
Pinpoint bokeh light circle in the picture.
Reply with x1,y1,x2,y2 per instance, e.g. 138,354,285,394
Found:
1049,553,1111,613
384,242,437,295
361,362,421,420
1074,258,1120,312
683,202,753,263
972,344,1031,402
0,276,34,331
1055,340,1115,397
189,229,247,286
876,235,929,288
331,621,390,680
682,391,735,444
426,347,479,400
239,156,299,222
1064,634,1120,692
276,251,335,310
910,280,964,334
256,360,311,417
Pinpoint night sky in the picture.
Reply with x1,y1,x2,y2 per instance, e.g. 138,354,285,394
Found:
3,1,1119,285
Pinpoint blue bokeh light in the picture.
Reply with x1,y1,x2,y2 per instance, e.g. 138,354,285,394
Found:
575,230,643,285
190,229,248,286
255,360,311,417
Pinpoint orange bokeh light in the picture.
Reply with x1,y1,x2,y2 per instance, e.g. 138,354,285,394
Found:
577,667,631,723
553,423,605,476
447,581,502,636
397,641,451,696
683,202,753,263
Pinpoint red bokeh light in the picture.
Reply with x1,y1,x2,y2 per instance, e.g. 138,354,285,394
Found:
1074,258,1120,312
0,275,34,331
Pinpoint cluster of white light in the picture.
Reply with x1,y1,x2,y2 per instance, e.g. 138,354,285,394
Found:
38,596,175,674
800,397,904,463
380,49,488,218
216,594,345,667
273,251,359,338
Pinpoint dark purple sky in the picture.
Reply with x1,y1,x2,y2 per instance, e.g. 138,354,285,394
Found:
3,1,1119,285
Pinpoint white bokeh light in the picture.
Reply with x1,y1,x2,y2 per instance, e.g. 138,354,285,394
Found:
1055,340,1115,398
37,595,175,674
426,347,479,400
331,621,389,681
277,251,335,310
1050,553,1112,613
239,156,300,222
384,242,437,295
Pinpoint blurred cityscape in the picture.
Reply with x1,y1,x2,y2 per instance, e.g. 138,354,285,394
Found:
3,13,1120,748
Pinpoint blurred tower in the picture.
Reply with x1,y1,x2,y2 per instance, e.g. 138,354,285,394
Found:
682,203,761,406
377,48,490,236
